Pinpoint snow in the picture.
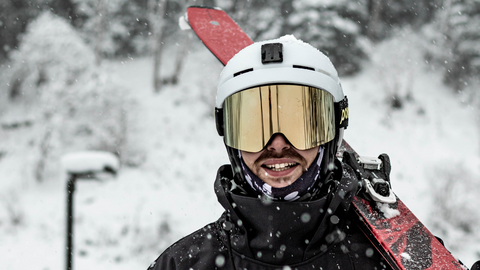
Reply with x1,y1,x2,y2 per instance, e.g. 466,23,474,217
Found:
1,28,479,269
61,151,120,174
269,34,318,50
401,252,411,260
376,202,400,219
178,15,191,31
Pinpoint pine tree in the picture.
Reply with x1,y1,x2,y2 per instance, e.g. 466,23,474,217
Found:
287,0,369,75
424,0,480,91
222,0,369,75
72,0,132,60
446,0,480,90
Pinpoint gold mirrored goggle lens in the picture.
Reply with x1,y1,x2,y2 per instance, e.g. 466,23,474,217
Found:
223,84,335,152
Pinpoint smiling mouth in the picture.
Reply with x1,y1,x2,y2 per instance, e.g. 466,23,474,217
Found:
262,162,298,172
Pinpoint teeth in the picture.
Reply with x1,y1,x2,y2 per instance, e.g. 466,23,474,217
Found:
265,163,297,171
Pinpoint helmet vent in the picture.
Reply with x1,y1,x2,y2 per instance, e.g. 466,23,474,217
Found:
293,65,315,71
233,68,253,77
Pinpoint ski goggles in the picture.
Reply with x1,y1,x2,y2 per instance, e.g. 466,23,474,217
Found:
223,84,336,152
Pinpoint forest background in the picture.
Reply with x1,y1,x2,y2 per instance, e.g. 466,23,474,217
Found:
1,0,480,269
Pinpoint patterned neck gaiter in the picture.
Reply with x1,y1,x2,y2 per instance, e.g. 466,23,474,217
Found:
239,147,324,201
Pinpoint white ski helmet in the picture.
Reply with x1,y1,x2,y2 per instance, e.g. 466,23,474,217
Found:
215,35,349,181
217,35,345,108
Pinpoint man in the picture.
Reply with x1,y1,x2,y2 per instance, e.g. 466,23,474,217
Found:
147,36,475,269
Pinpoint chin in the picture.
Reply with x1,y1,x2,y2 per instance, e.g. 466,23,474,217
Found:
270,182,293,188
264,176,297,188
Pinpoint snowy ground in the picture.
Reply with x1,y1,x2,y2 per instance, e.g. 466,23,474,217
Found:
1,30,479,269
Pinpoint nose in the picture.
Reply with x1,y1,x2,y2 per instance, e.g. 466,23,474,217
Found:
266,134,291,152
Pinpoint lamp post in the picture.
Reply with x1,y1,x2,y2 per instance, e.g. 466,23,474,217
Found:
61,151,119,270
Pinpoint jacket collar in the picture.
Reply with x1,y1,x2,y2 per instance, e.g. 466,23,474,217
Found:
214,162,359,265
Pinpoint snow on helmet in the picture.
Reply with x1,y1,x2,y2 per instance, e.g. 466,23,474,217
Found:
215,35,349,183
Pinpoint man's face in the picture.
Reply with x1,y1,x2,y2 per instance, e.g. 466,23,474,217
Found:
241,134,319,188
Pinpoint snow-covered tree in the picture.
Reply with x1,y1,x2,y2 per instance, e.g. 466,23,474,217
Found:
0,0,76,62
288,0,369,75
9,11,95,101
363,0,440,41
423,0,480,91
72,0,132,61
220,0,369,75
8,11,132,182
445,0,480,90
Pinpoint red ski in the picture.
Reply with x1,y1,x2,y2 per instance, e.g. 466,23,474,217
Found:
353,196,463,269
184,6,464,270
339,141,463,270
186,6,253,65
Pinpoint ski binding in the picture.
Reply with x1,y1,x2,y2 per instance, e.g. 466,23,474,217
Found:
358,156,396,204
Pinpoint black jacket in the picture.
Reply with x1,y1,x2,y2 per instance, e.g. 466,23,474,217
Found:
148,162,389,270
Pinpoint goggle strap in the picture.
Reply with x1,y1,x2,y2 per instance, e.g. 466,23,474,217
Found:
335,96,349,129
215,107,224,136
